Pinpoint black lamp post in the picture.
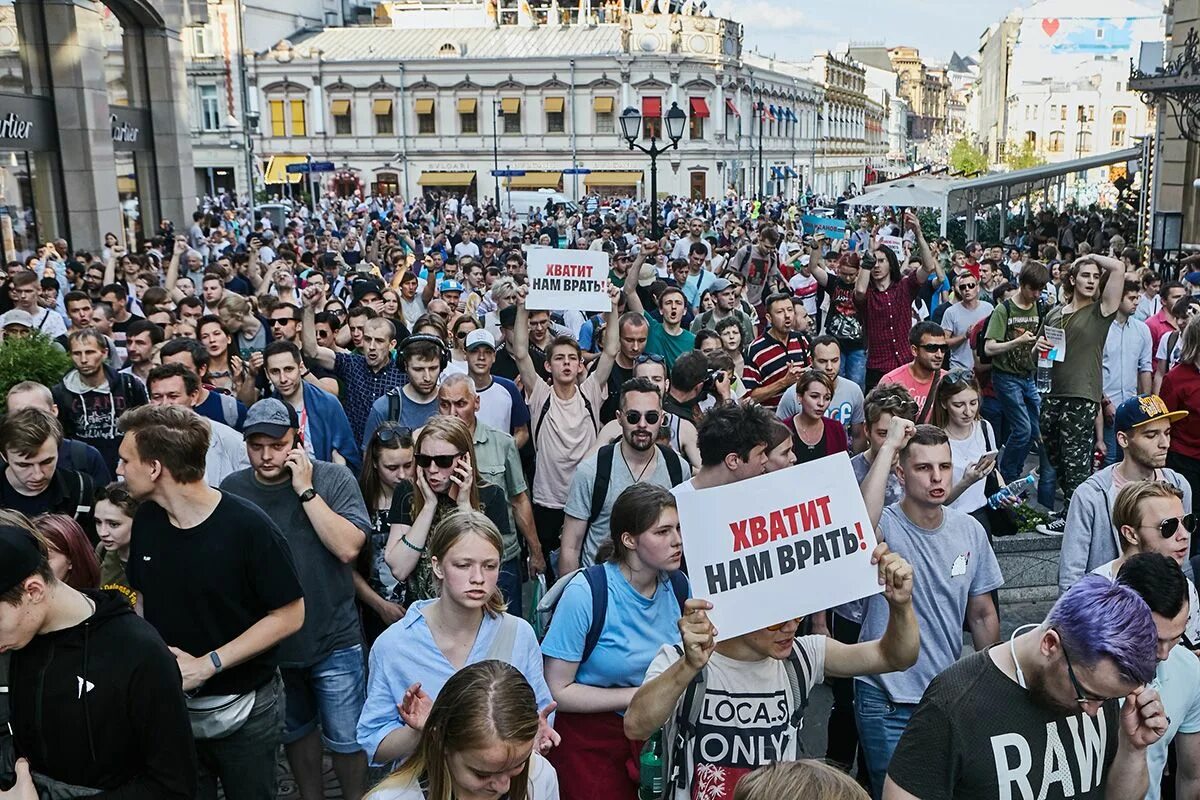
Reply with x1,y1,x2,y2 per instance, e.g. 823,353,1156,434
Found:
619,101,687,240
492,99,505,209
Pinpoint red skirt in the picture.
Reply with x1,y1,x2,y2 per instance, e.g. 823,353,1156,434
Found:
547,710,643,800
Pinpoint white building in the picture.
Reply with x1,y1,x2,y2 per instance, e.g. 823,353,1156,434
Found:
237,1,839,203
847,44,912,176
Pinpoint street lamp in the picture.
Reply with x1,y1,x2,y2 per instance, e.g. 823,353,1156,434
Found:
492,100,505,210
620,101,686,240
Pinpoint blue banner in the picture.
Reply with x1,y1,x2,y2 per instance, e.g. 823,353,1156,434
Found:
801,215,848,239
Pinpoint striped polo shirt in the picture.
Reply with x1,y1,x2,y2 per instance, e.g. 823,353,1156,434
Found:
743,330,811,408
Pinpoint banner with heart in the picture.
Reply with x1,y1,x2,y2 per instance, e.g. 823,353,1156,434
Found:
1042,17,1060,37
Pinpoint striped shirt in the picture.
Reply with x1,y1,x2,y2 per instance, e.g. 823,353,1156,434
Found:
334,352,408,445
743,331,811,408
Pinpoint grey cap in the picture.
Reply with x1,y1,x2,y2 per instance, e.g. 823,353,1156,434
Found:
242,397,297,440
709,277,732,293
1,309,34,329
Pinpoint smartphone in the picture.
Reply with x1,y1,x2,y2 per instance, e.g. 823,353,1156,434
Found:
982,450,1000,460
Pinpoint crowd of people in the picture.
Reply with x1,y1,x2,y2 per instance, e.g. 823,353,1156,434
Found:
0,187,1196,800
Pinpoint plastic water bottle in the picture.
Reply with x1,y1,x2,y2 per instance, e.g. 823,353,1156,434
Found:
639,732,664,800
988,472,1037,510
1036,355,1053,394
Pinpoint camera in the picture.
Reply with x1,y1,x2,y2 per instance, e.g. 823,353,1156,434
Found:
702,369,726,395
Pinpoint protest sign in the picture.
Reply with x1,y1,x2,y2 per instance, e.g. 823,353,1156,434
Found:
801,215,848,239
676,452,882,641
879,235,906,262
525,247,611,312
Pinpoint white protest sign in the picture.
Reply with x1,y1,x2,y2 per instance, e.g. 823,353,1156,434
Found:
879,235,906,263
677,452,882,641
525,248,611,312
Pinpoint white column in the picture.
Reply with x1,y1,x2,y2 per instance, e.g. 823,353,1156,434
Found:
312,83,326,135
715,83,725,138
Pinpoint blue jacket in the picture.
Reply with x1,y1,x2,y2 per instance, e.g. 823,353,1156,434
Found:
277,382,361,475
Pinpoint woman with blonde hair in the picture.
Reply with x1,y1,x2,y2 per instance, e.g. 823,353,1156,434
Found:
358,509,556,768
733,760,868,800
384,415,514,602
366,660,559,800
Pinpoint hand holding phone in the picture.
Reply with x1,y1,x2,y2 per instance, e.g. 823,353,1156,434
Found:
286,447,314,495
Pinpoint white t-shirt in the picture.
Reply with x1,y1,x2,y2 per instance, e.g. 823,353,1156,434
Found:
1157,333,1183,372
947,420,995,514
366,753,559,800
788,272,819,316
643,637,826,800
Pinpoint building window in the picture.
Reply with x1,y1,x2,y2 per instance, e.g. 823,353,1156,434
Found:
269,99,286,137
501,98,522,133
1113,110,1128,127
199,85,221,131
1025,130,1036,147
1050,104,1057,119
375,171,399,197
1076,105,1085,123
1087,105,1095,122
374,99,394,135
1060,105,1067,121
594,96,615,133
1112,128,1126,147
1048,130,1065,152
191,26,211,57
332,99,352,135
643,97,662,140
415,98,435,134
545,97,565,133
690,114,704,140
290,99,306,137
1076,130,1093,153
458,98,478,133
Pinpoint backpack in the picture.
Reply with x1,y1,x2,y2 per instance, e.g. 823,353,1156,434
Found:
386,387,404,423
533,391,598,444
973,298,1046,366
59,469,94,522
662,641,813,798
588,443,685,528
537,564,689,663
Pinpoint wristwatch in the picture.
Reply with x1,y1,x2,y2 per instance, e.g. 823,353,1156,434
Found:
298,488,318,504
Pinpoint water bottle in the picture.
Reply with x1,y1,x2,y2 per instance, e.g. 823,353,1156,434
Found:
639,731,664,800
1036,355,1053,394
988,472,1037,510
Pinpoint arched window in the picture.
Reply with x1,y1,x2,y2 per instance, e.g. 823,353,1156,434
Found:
1048,131,1065,153
438,42,457,57
1076,130,1093,153
1112,110,1127,127
1025,130,1037,146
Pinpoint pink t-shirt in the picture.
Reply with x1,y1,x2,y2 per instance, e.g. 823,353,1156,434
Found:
527,375,606,508
878,364,944,421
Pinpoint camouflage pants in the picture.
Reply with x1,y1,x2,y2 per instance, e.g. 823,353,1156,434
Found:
1040,396,1099,510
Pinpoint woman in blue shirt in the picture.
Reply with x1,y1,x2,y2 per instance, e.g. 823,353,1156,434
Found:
357,509,555,768
541,483,688,800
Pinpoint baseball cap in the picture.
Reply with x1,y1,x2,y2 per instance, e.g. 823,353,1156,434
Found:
1,309,34,329
0,524,44,596
464,329,497,351
351,278,384,302
439,279,465,294
709,277,732,293
1114,394,1188,433
637,260,658,288
243,398,299,440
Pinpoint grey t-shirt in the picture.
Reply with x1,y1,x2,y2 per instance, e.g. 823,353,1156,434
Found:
850,451,903,508
221,461,371,667
777,376,865,440
846,503,1004,704
563,445,692,567
940,300,994,370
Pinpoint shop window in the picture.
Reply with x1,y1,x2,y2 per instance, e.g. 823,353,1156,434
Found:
199,85,220,132
332,99,352,135
375,172,399,196
269,100,286,137
290,99,306,137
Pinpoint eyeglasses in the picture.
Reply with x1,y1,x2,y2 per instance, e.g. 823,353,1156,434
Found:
270,318,295,326
943,368,976,386
328,308,347,317
624,409,662,425
957,282,978,290
635,353,666,365
1060,638,1123,706
415,451,464,469
918,343,949,353
455,330,471,340
766,617,803,632
1139,513,1198,539
375,424,412,444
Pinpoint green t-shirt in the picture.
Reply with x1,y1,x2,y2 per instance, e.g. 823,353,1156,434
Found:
984,299,1042,377
1042,301,1117,402
644,313,696,368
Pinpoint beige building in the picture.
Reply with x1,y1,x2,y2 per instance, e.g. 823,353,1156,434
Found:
888,45,949,143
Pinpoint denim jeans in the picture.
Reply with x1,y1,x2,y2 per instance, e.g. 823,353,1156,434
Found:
195,672,284,800
854,681,917,800
1102,420,1123,467
498,557,523,612
281,644,368,753
991,371,1041,483
840,347,867,390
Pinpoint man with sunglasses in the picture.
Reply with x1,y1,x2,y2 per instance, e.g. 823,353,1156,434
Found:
884,573,1166,800
1059,395,1193,592
876,321,947,421
559,377,692,575
940,270,994,371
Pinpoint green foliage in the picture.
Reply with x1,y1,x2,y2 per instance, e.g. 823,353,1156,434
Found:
948,138,988,176
1004,140,1047,172
0,334,72,413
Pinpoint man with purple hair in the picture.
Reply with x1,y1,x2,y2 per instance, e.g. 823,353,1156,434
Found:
884,575,1169,800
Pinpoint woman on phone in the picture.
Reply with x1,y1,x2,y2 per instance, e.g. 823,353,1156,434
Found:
357,510,555,767
787,370,849,464
385,416,514,602
197,315,246,397
932,369,1005,527
365,660,559,800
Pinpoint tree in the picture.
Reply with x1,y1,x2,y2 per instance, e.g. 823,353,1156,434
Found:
948,137,988,176
1004,139,1046,172
0,334,72,412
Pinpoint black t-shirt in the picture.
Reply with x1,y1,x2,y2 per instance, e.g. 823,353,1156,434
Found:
888,647,1119,800
0,479,56,517
663,392,696,425
127,492,304,696
492,345,548,383
598,362,633,424
110,313,144,337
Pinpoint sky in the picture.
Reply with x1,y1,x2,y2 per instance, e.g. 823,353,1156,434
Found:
705,0,1152,66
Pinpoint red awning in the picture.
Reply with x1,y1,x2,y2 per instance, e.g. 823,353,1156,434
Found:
642,97,662,117
689,97,710,118
725,98,740,117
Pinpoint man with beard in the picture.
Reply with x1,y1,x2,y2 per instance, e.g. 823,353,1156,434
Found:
876,322,947,422
558,378,691,575
884,573,1167,800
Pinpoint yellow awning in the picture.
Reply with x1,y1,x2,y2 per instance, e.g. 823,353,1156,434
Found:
500,97,520,114
417,171,475,187
264,155,306,185
583,171,642,186
331,99,350,116
372,98,392,115
593,97,614,113
415,98,434,114
544,97,564,113
457,97,477,114
505,171,562,189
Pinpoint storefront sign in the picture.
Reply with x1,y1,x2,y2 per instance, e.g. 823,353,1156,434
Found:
0,94,56,151
0,113,33,141
111,114,139,144
110,107,152,152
